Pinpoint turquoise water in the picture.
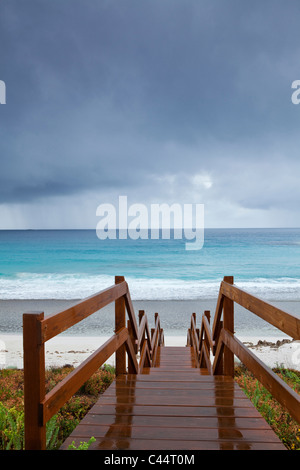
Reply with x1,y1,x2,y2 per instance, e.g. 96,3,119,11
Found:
0,228,300,300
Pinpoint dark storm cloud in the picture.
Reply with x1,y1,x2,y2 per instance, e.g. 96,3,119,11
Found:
0,0,300,221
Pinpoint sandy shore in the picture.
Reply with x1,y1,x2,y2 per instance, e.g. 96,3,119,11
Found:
0,298,299,370
0,334,115,369
1,333,299,371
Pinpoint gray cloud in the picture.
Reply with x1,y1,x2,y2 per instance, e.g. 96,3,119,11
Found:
0,0,300,227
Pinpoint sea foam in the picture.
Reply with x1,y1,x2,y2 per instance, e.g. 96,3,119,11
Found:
1,273,300,301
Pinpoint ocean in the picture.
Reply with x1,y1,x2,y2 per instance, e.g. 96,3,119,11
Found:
1,228,300,301
0,228,300,339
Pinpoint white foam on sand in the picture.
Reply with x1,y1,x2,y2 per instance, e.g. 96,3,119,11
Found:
1,333,300,371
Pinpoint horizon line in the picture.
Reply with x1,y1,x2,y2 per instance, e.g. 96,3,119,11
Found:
0,227,300,231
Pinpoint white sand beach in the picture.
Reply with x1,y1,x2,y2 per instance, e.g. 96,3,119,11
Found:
0,334,114,369
1,333,299,371
1,298,299,370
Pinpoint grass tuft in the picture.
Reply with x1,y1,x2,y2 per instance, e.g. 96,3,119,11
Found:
0,364,115,450
235,364,300,450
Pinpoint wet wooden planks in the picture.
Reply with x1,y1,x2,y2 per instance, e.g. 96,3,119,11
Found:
61,347,285,450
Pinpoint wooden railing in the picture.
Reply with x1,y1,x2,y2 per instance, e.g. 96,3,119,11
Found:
23,276,163,450
187,310,214,374
151,312,165,366
188,276,300,425
137,310,164,370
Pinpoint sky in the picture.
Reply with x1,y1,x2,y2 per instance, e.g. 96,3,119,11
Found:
0,0,300,229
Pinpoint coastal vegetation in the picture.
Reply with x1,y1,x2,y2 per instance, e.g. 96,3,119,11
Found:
0,364,115,450
0,364,299,450
235,364,300,450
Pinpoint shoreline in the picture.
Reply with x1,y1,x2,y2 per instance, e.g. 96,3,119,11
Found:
1,333,299,371
1,298,300,370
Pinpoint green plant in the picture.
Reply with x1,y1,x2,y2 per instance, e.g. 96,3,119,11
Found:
46,415,60,450
0,403,62,450
68,436,96,450
103,363,115,374
235,365,300,450
0,402,24,450
0,365,115,450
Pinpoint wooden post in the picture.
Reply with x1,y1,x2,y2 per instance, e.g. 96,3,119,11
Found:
204,309,210,362
204,310,210,347
115,276,126,375
154,312,162,345
138,310,145,325
190,313,196,348
127,319,136,373
23,312,46,450
213,320,223,375
139,310,145,354
223,276,234,377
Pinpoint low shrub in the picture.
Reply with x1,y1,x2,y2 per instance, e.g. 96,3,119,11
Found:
0,364,115,450
235,365,300,450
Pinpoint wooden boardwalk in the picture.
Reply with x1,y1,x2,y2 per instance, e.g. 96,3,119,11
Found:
61,346,285,450
24,277,299,450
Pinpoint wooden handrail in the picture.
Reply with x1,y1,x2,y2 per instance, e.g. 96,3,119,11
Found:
212,290,224,340
160,329,165,346
201,314,215,351
125,335,139,375
220,281,300,340
189,313,200,366
213,328,300,424
137,313,152,354
42,327,129,424
138,341,151,373
200,275,300,425
151,312,164,366
23,276,158,450
189,311,214,371
136,310,152,372
25,273,300,450
40,281,128,343
200,340,212,375
124,288,139,341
